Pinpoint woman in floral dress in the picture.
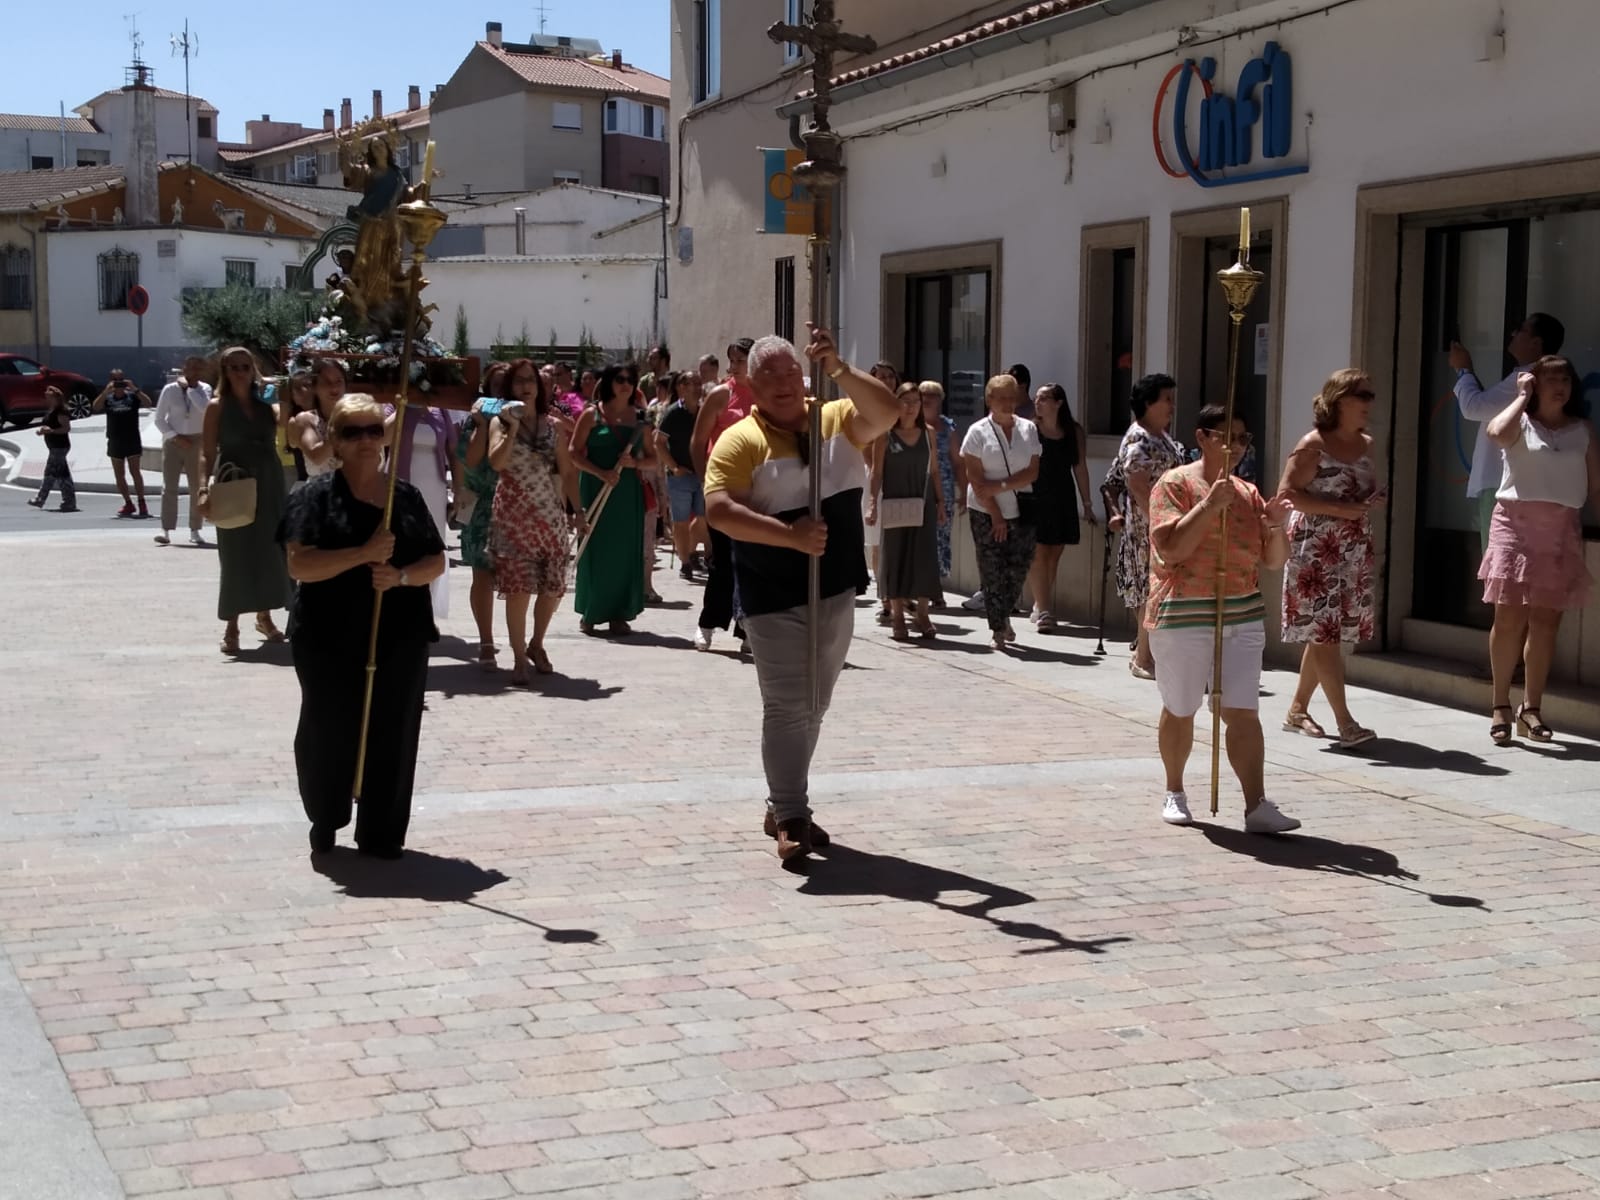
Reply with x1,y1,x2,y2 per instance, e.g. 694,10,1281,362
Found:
1279,368,1382,748
488,359,581,686
1107,373,1184,678
919,380,963,585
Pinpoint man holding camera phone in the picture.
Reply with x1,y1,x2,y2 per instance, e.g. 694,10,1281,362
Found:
93,368,153,518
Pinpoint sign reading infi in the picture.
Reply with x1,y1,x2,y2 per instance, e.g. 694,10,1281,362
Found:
1153,41,1307,188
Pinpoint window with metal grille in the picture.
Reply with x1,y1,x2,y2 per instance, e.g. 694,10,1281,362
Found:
98,248,139,310
224,260,256,287
0,244,32,309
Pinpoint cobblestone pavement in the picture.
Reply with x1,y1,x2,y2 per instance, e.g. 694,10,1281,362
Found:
4,528,1600,1200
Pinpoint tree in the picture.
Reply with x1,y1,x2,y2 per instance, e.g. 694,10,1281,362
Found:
181,284,307,366
452,304,470,358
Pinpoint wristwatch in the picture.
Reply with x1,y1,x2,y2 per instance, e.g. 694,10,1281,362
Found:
827,362,847,380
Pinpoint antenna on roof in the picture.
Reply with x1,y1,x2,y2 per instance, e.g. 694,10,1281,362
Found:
535,0,553,36
125,13,146,65
170,20,200,165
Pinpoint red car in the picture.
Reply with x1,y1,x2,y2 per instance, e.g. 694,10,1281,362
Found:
0,354,98,428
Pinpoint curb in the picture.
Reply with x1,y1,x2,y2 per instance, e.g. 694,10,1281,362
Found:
0,434,184,496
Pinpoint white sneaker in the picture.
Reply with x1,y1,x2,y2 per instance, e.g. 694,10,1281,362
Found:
189,529,204,546
1244,798,1302,834
962,590,986,611
1161,791,1193,825
153,530,171,545
693,626,713,652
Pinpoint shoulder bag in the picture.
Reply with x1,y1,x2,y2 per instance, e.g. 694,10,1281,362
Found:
208,462,258,529
991,419,1036,526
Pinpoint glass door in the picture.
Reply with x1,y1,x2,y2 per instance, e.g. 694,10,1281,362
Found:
1414,223,1520,629
906,269,991,434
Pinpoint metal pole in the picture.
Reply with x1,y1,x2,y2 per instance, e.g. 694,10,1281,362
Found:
352,261,425,801
806,223,825,715
1209,310,1246,817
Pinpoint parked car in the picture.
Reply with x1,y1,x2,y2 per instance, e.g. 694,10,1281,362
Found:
0,354,98,428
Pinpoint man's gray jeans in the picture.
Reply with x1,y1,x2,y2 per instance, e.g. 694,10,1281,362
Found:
740,589,857,826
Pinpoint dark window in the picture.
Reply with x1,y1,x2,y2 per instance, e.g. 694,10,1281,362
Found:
643,106,657,139
0,244,32,309
606,100,618,132
905,269,991,433
774,257,795,343
197,115,213,138
224,259,256,287
630,174,661,195
31,155,53,170
1083,245,1138,434
98,248,140,310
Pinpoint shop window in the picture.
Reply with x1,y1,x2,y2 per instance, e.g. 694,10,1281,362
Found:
1079,221,1147,437
98,248,139,310
774,256,795,343
0,244,32,309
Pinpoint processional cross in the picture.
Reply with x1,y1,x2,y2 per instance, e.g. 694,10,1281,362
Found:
767,1,877,189
765,2,876,713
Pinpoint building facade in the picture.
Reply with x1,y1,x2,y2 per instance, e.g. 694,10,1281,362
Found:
0,163,319,383
666,0,1026,371
430,23,669,199
221,89,433,188
0,114,111,173
75,84,219,170
801,0,1600,691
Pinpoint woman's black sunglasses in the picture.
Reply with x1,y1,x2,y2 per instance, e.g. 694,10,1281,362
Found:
336,423,387,441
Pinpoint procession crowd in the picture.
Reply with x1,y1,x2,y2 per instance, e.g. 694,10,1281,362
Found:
22,307,1599,865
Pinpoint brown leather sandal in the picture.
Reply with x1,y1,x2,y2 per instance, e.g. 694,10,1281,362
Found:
1282,710,1326,738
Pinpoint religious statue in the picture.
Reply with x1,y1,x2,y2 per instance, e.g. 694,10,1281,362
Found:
264,215,277,235
112,206,125,226
339,120,412,329
56,205,69,230
170,197,184,225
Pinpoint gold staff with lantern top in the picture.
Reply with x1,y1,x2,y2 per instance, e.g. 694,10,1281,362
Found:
351,141,448,802
1207,208,1265,815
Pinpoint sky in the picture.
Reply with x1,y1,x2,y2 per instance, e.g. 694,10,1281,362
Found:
0,1,670,142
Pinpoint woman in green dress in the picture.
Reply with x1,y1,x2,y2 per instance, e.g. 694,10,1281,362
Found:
569,363,655,635
199,347,292,654
458,380,503,670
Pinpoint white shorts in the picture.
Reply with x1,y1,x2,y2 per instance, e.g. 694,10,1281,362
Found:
1149,621,1266,718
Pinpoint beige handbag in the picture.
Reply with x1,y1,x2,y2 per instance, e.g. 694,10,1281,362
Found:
208,463,258,529
879,497,926,529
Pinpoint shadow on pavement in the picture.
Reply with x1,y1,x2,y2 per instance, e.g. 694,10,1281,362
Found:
1511,738,1600,763
797,844,1133,956
227,642,294,668
313,851,602,942
1196,825,1487,909
426,663,622,701
1324,737,1510,776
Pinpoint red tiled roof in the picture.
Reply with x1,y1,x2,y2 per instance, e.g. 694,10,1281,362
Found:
0,165,125,213
226,107,432,162
0,113,100,134
811,0,1102,93
477,43,671,102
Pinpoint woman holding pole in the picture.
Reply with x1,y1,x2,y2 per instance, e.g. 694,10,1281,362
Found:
488,359,582,685
1146,404,1299,833
570,363,655,635
279,395,445,859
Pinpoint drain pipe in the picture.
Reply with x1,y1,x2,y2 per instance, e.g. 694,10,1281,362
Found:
514,207,526,255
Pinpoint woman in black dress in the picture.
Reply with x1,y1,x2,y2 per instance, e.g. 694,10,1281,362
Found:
1027,383,1096,631
279,395,446,859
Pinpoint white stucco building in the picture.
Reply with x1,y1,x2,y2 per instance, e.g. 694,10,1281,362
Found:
792,0,1600,698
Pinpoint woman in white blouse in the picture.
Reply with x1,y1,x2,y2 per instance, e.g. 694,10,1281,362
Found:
1479,355,1600,745
960,375,1041,650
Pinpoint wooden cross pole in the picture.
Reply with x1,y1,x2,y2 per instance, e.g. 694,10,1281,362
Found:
767,1,875,714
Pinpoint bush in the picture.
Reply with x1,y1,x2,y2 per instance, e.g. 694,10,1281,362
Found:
182,285,309,366
452,304,471,358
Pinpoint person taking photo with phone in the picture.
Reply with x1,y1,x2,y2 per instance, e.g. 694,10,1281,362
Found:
94,368,152,518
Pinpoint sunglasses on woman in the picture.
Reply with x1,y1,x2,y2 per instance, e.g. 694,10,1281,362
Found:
336,423,387,441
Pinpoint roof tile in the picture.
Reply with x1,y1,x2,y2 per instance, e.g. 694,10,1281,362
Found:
0,165,125,213
810,0,1101,93
0,113,100,134
477,43,671,102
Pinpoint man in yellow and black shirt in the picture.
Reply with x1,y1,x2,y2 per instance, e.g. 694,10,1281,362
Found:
704,325,900,864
